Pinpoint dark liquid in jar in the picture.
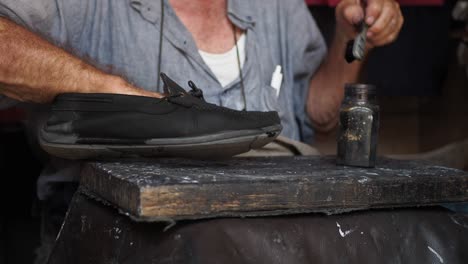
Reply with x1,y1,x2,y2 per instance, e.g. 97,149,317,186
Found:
336,84,379,167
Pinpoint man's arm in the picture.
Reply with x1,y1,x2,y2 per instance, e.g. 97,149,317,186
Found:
0,18,162,103
307,33,362,133
307,0,403,133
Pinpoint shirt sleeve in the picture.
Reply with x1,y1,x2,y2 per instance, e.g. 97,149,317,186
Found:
0,0,60,34
284,0,327,142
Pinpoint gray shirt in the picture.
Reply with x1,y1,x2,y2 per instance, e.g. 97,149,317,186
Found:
0,0,326,199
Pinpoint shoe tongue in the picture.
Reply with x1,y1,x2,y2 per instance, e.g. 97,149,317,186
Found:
160,73,187,95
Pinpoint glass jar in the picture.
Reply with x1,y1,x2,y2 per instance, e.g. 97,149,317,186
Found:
336,83,380,167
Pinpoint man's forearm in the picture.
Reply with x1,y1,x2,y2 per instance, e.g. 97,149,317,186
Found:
0,18,160,103
307,32,363,133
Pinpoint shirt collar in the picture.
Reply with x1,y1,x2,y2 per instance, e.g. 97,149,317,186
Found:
130,0,256,29
227,0,256,29
129,0,161,24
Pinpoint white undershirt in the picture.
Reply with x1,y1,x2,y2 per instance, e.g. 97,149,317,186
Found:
198,34,246,88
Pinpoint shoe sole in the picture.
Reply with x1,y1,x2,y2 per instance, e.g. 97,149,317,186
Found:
39,125,282,160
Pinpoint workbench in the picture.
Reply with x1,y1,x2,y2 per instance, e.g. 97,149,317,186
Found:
47,156,468,264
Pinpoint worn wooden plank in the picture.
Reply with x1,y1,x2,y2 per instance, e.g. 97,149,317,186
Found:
80,156,468,221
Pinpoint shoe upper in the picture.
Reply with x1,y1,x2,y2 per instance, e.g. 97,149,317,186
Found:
43,73,281,142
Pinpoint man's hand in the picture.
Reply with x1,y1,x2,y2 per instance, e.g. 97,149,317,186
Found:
308,0,403,133
335,0,404,48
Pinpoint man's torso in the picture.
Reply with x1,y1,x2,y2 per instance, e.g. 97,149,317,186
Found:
0,0,327,141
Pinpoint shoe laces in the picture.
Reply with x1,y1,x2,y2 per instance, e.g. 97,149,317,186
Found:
166,80,252,117
165,80,204,100
165,80,209,108
188,80,204,100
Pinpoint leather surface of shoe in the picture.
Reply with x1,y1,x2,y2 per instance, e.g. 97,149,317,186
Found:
39,73,282,159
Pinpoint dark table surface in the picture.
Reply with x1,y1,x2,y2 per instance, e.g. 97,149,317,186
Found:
48,191,468,264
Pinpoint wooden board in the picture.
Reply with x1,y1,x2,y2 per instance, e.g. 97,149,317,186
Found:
80,156,468,221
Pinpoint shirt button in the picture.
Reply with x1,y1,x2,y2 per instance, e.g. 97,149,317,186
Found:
246,16,252,21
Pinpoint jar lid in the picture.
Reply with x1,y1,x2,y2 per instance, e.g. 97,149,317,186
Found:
345,83,377,95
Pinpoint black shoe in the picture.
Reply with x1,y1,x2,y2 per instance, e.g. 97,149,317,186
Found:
39,73,282,159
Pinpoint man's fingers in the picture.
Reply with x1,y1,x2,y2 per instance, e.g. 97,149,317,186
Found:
365,0,404,47
335,0,365,39
335,0,404,46
365,0,384,25
368,18,396,45
367,1,395,37
343,4,364,26
368,14,403,46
